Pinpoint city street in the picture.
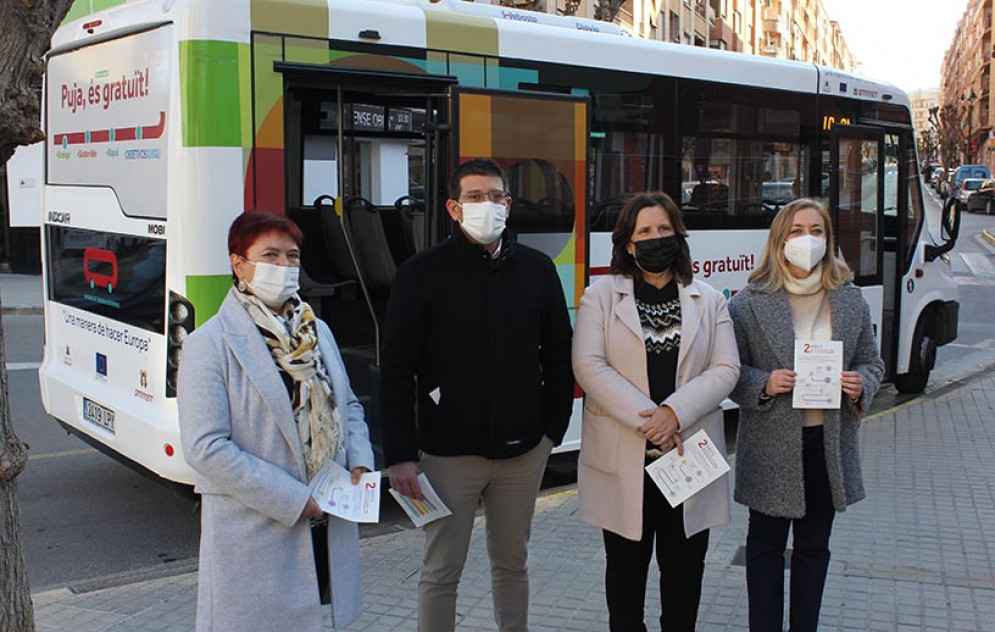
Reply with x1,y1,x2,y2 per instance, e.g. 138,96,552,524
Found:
4,188,995,596
4,313,201,593
924,183,995,385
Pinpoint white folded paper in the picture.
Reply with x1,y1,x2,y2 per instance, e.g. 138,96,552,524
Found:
645,429,730,508
388,473,452,528
792,340,843,409
307,460,381,523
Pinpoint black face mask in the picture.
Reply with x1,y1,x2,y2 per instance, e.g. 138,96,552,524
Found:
633,236,681,274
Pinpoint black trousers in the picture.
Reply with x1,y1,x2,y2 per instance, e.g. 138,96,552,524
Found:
746,425,836,632
603,471,709,632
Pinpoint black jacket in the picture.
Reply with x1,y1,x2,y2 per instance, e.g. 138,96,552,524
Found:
381,228,574,465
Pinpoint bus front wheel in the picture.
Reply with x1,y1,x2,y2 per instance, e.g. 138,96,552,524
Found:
895,314,936,394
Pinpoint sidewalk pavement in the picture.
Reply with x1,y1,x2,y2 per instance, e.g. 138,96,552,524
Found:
27,368,995,631
0,273,44,314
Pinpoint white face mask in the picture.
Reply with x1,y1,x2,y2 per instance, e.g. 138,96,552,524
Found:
783,234,827,274
459,201,507,245
246,260,300,307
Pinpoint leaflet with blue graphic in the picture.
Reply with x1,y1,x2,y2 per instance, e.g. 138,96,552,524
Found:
792,340,843,409
308,460,381,523
645,429,730,508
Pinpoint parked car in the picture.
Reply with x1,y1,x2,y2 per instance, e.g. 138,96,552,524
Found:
950,164,991,200
930,166,946,190
967,178,995,214
761,181,795,206
956,177,986,209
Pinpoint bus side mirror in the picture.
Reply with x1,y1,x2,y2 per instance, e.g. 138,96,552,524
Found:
926,197,960,261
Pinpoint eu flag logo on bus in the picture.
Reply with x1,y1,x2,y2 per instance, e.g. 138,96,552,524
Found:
839,82,848,93
96,353,108,377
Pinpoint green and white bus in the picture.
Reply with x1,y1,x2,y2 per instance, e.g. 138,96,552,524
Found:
39,0,960,485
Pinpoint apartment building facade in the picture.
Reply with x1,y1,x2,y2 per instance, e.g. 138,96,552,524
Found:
908,88,940,161
940,0,992,169
757,0,854,70
551,0,854,69
612,0,714,46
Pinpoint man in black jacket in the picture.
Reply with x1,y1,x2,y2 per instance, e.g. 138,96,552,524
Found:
382,158,574,632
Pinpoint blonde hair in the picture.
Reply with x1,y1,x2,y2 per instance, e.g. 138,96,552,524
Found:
748,198,852,292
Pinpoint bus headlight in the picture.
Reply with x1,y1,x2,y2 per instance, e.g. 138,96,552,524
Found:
166,291,195,398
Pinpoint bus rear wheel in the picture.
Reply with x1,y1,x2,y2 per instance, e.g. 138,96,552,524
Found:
895,314,936,394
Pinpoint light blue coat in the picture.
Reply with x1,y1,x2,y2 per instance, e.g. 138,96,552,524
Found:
178,289,374,632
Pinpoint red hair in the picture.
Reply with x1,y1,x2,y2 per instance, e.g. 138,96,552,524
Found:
227,211,303,258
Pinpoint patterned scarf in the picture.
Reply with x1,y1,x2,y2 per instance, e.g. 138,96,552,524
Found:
233,288,344,481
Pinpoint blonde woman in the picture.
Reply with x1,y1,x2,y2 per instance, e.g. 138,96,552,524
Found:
727,198,884,632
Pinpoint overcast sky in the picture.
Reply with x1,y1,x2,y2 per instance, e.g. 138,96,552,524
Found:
821,0,968,92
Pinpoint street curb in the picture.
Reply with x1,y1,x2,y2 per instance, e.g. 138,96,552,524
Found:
1,306,43,316
982,227,995,247
30,587,75,607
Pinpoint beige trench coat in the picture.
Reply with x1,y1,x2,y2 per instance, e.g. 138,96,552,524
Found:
573,275,740,540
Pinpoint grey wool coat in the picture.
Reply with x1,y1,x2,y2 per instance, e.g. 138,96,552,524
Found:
727,281,885,519
178,289,375,632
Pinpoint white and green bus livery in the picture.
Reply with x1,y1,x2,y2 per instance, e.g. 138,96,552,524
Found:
39,0,960,485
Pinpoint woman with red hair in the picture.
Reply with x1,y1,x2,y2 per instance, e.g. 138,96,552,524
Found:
178,211,374,632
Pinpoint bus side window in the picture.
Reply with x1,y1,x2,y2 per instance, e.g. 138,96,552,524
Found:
676,86,805,226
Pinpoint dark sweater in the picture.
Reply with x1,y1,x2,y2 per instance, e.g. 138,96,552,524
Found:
381,228,575,465
635,280,680,404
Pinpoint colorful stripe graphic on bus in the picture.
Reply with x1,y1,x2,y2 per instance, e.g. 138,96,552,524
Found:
53,111,166,147
83,247,118,293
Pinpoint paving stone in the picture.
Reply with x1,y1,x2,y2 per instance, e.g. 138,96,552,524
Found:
26,373,995,631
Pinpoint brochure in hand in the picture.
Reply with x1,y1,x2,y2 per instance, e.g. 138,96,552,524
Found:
389,473,452,528
308,460,381,523
793,340,843,409
645,429,730,508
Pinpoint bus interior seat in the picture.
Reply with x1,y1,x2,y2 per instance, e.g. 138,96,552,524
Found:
395,195,426,254
509,158,574,233
345,196,397,289
591,197,625,232
377,206,412,265
314,195,361,284
689,182,729,211
406,211,426,253
298,266,355,319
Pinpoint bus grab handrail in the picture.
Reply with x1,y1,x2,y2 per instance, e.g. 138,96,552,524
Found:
315,194,382,366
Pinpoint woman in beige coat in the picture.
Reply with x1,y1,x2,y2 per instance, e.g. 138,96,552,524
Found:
574,192,740,632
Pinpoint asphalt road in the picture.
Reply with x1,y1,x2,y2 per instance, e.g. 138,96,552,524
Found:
4,313,201,593
3,188,995,592
924,182,995,386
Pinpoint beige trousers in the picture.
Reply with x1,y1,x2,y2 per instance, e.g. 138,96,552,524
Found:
417,436,553,632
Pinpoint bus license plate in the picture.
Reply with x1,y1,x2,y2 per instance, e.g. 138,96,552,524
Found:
82,398,115,434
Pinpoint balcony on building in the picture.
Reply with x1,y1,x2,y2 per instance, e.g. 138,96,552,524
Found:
709,17,737,52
